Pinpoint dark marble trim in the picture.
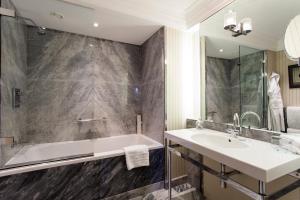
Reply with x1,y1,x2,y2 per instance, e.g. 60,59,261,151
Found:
0,148,165,200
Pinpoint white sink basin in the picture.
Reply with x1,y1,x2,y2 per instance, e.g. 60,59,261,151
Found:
191,134,248,149
165,128,300,182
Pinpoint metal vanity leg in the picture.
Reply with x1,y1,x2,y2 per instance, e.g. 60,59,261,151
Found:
167,139,172,200
220,164,227,188
258,180,266,200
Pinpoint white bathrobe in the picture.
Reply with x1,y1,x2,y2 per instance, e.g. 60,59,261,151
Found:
268,72,285,132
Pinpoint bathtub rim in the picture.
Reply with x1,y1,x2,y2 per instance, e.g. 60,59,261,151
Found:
0,134,163,178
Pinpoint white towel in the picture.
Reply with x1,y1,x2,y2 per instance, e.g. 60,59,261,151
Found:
279,134,300,154
287,107,300,129
287,128,300,134
124,145,149,170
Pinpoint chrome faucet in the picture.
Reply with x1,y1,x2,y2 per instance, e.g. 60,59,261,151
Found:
240,111,261,128
229,113,241,138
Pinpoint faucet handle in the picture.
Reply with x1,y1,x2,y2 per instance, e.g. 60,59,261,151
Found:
226,129,234,134
226,128,239,138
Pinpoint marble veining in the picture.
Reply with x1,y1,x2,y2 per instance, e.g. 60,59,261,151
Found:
206,51,266,127
206,57,238,123
0,0,28,166
24,27,143,143
0,148,164,200
141,28,165,143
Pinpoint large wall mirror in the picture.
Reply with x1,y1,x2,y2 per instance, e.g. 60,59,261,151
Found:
200,0,300,133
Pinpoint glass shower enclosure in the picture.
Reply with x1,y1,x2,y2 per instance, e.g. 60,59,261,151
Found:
239,46,267,129
205,38,267,129
0,4,95,168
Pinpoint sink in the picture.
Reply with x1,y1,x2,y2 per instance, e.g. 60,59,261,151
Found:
165,128,300,182
191,134,249,149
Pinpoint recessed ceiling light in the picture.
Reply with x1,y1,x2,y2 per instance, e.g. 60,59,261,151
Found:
219,49,224,52
93,22,99,28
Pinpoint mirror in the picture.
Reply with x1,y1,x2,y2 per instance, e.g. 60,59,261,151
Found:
285,15,300,62
200,0,300,133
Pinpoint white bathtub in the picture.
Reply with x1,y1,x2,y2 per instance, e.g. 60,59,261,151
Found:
1,134,163,176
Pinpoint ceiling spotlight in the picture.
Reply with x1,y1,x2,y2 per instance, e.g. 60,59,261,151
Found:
93,22,99,27
219,49,224,52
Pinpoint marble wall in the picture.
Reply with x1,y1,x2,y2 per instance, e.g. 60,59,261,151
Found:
25,27,143,143
141,28,165,143
0,148,164,200
206,51,265,127
240,51,266,128
206,57,239,123
0,0,28,166
1,0,27,143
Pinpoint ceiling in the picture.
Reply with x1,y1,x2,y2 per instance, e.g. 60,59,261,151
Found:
201,0,300,58
206,37,260,59
11,0,233,45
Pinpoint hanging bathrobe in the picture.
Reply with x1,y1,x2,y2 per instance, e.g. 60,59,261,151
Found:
268,72,285,132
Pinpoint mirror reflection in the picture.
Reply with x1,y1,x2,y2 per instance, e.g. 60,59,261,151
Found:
201,0,300,133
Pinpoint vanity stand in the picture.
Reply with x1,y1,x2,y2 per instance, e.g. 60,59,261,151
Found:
165,129,300,200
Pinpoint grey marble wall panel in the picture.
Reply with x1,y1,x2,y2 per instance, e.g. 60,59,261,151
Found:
0,0,28,166
141,28,165,143
230,59,240,116
239,51,265,128
25,27,142,143
206,51,265,126
206,57,237,123
0,148,164,200
1,0,27,143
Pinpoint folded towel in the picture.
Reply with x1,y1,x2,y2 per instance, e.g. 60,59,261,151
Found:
124,145,149,170
287,107,300,129
287,128,300,134
279,134,300,154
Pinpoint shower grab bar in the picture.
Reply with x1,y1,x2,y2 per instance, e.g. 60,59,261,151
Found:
77,117,106,123
0,7,15,17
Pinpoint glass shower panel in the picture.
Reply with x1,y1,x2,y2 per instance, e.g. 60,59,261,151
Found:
0,1,28,168
0,0,94,169
239,46,267,129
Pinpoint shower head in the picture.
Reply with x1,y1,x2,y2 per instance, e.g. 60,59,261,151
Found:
17,16,47,35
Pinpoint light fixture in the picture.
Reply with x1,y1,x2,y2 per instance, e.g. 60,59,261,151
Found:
224,11,252,37
93,22,99,28
224,10,237,30
241,18,252,34
219,49,224,52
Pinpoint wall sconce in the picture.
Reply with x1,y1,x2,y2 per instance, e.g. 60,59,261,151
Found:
224,10,252,37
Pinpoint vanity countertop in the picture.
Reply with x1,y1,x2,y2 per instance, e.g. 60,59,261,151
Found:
165,128,300,182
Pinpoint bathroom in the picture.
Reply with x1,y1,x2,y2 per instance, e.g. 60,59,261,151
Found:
0,0,300,199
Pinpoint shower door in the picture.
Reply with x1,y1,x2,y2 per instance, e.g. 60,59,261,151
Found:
0,0,28,167
239,46,267,129
0,0,95,169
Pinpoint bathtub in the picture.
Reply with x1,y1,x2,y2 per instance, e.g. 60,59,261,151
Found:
1,134,163,177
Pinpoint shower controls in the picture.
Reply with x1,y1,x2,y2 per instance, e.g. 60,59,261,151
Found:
12,88,21,108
